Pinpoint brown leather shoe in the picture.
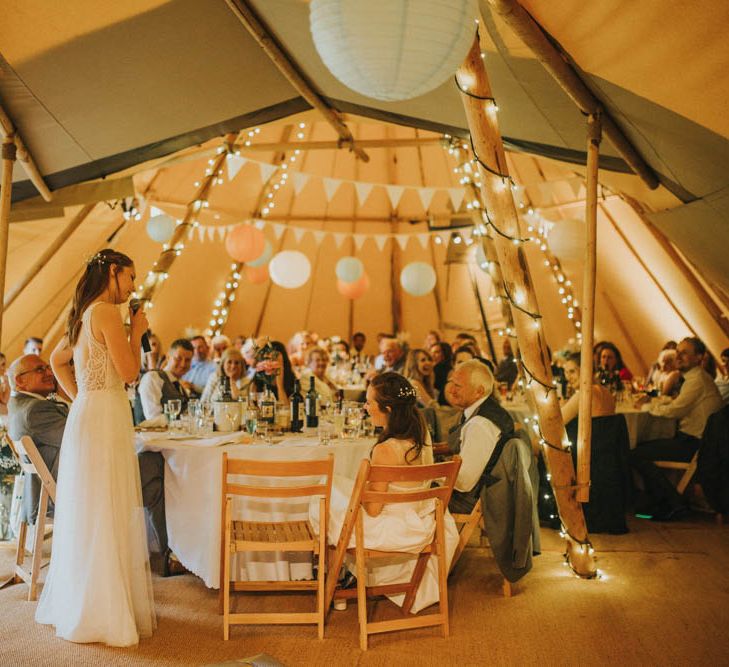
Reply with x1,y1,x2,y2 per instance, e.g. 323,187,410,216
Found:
163,548,187,577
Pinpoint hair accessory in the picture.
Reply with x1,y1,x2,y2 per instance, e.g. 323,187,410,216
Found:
86,252,107,267
397,384,417,399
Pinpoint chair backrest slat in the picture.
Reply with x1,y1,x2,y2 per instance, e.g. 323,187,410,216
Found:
14,436,56,502
365,461,459,484
226,482,331,499
361,487,452,504
225,457,333,477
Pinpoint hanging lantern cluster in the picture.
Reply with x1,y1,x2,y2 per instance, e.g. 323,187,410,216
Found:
335,256,369,299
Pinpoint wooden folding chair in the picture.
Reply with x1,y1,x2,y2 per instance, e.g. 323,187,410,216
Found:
4,436,56,601
450,499,512,597
325,456,461,650
655,451,698,495
219,453,334,640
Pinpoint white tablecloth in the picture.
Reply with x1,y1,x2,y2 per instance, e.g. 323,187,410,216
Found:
616,407,676,449
137,433,374,588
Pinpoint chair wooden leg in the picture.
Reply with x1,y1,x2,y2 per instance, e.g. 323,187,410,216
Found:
502,579,513,598
28,491,48,601
223,499,232,641
355,512,368,651
317,498,326,640
435,502,449,638
14,519,28,575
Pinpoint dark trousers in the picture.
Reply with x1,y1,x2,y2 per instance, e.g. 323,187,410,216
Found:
630,432,699,513
138,451,167,553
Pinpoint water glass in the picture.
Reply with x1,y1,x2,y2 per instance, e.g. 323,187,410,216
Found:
318,420,334,446
332,409,346,437
244,408,258,436
167,399,182,422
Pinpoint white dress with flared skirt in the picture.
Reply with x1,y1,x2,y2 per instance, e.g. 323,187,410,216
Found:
35,302,155,646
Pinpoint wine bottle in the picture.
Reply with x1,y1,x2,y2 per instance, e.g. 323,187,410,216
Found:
221,375,233,401
305,376,319,428
290,379,304,432
260,387,275,424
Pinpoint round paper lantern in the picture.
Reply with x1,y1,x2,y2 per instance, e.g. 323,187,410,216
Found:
146,213,176,243
335,256,364,283
310,0,479,101
337,272,370,299
246,239,273,268
269,250,311,289
244,264,269,285
225,224,266,263
400,262,436,296
475,243,490,272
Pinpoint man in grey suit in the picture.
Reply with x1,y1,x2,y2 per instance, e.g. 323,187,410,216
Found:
6,354,68,523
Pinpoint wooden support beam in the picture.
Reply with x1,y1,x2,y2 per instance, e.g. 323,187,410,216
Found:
240,137,443,153
4,204,96,310
0,105,52,202
488,0,659,190
225,0,369,162
0,139,16,345
576,114,601,503
458,36,595,576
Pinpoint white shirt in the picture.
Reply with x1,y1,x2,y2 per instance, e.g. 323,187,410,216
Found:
645,366,723,438
455,396,501,492
138,370,185,420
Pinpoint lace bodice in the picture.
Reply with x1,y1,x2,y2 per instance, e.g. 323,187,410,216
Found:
74,302,123,393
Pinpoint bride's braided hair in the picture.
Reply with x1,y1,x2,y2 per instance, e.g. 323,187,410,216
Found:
370,372,428,463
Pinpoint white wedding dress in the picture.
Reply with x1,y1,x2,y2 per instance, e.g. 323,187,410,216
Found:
36,302,156,646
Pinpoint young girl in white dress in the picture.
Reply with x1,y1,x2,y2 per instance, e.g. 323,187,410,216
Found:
36,249,156,646
315,372,458,614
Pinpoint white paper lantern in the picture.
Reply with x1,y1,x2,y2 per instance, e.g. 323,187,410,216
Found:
269,250,312,289
246,239,273,268
335,256,364,283
146,213,176,243
400,262,437,296
310,0,479,101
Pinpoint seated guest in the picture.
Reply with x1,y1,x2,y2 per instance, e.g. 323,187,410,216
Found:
405,348,438,407
647,340,678,387
598,341,633,382
655,348,681,397
350,331,371,366
6,354,68,523
200,348,250,403
251,340,294,404
330,338,350,362
288,330,314,369
494,338,518,387
299,347,338,403
453,345,495,373
23,337,43,356
377,337,407,375
0,352,10,415
210,334,230,361
134,338,194,422
631,337,723,520
430,342,453,407
373,332,392,371
232,335,246,351
560,352,615,425
183,335,217,395
140,333,166,373
424,329,441,349
716,348,729,404
451,332,479,355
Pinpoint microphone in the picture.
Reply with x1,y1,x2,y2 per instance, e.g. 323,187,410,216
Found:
129,298,151,354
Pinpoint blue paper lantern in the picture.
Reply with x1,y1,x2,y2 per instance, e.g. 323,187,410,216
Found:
400,262,436,296
246,239,273,268
146,213,176,243
335,256,364,283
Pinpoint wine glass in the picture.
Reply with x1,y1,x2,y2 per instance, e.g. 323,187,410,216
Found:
167,399,182,423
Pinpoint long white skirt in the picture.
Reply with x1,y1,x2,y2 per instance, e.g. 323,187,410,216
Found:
35,387,156,646
311,475,458,614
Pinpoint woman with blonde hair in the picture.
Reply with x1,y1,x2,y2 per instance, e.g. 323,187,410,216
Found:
200,347,250,403
404,348,438,406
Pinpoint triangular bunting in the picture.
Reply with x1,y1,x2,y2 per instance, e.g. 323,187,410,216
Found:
333,232,347,249
448,187,466,212
292,171,309,195
537,182,553,202
323,178,342,202
253,219,266,230
437,230,451,244
353,234,367,250
312,230,326,245
374,234,388,251
206,226,216,241
197,226,206,243
226,154,247,181
417,187,436,212
395,234,409,250
216,226,227,241
354,182,374,206
187,228,194,241
417,233,430,249
385,185,405,210
292,227,306,243
258,161,278,184
272,223,285,240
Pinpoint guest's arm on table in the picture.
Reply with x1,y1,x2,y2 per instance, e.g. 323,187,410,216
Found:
644,375,701,419
51,337,78,399
138,371,164,420
455,418,500,492
560,390,579,425
363,440,399,517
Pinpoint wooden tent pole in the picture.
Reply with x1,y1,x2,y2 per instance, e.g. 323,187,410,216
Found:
0,138,17,345
576,114,601,503
4,203,96,309
458,36,595,575
488,0,659,190
622,195,729,341
347,128,360,342
599,203,698,338
0,105,52,202
386,137,403,334
224,0,368,162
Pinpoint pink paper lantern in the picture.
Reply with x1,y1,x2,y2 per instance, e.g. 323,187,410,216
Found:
337,272,370,299
225,224,266,262
244,264,269,284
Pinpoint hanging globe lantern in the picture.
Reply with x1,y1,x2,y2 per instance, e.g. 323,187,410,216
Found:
310,0,479,101
269,250,312,289
244,264,269,285
146,213,176,243
335,256,364,283
246,239,273,268
225,224,266,263
400,262,437,296
337,272,370,299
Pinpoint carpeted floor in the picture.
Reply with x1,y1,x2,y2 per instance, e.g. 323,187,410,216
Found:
2,515,729,666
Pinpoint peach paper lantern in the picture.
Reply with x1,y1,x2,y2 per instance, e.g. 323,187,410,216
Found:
225,224,266,262
244,264,269,284
337,272,370,299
